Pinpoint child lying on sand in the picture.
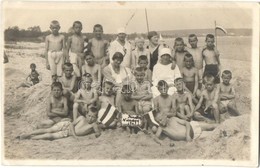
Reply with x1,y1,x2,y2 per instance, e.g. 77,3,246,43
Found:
155,112,217,141
18,111,101,140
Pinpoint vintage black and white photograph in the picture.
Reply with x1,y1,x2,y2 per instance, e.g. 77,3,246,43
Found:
2,1,259,166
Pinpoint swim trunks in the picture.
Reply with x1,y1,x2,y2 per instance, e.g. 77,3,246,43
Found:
203,64,220,84
190,121,202,140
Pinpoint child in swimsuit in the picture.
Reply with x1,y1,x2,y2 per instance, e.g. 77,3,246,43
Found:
17,63,41,88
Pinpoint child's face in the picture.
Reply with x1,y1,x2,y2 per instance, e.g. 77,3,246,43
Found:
118,33,126,41
123,92,132,101
73,23,82,34
161,54,171,65
205,81,215,91
104,83,113,96
82,78,92,89
94,27,103,39
184,57,193,69
222,74,231,85
158,85,169,96
206,38,215,49
31,71,38,79
30,66,36,71
189,37,198,48
113,58,123,67
150,35,159,45
86,112,97,124
175,41,184,52
85,55,95,65
138,60,148,68
135,72,145,83
64,66,73,78
136,41,144,49
174,80,184,91
52,86,62,98
50,25,60,35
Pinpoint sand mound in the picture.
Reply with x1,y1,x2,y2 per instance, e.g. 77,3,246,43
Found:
19,83,51,130
180,114,251,160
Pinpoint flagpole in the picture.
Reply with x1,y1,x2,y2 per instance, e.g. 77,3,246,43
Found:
145,9,150,34
215,20,217,49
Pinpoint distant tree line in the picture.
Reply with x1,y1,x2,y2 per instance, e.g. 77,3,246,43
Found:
4,26,151,43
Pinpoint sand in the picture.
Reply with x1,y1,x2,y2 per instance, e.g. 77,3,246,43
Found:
4,41,251,161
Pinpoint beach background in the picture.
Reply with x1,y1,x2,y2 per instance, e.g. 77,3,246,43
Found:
4,35,252,161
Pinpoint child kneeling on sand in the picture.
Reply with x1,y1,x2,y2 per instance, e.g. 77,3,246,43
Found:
18,111,101,140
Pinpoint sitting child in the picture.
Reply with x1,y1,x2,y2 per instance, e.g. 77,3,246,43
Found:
81,52,101,90
137,55,152,84
194,74,220,123
172,77,194,121
153,80,176,125
155,112,217,141
73,73,98,121
182,53,200,103
218,70,240,116
131,67,153,129
38,82,69,129
58,63,76,100
17,63,41,88
18,111,101,140
117,84,139,134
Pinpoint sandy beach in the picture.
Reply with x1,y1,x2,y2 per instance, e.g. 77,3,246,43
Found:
4,39,251,161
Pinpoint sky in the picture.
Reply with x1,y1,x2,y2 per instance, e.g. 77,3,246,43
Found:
3,2,254,34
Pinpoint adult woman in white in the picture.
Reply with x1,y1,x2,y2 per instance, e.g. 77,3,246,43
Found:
152,48,182,97
108,28,132,68
103,52,132,106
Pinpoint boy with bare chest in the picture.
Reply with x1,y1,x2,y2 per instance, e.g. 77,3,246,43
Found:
172,37,189,73
45,20,65,81
67,21,85,77
172,78,193,121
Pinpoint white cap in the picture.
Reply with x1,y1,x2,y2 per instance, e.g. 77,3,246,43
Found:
117,27,126,34
159,48,171,57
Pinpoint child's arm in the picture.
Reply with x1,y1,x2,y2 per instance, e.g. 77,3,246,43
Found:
45,36,50,69
81,65,85,77
66,36,72,62
52,97,69,117
69,75,76,91
89,90,98,105
213,87,220,104
171,49,177,70
193,70,199,95
135,101,139,115
98,65,101,86
153,97,159,113
194,92,204,112
61,35,66,58
187,93,194,117
69,122,78,139
47,98,58,118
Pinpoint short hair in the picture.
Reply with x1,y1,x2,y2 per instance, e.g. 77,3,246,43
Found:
138,55,148,63
222,70,232,78
135,36,145,43
112,52,124,61
157,80,168,88
63,62,73,69
50,20,60,28
184,53,194,65
188,34,198,41
73,21,82,28
147,31,158,40
174,37,184,46
103,80,114,87
93,24,103,32
30,63,36,68
82,73,93,82
134,67,145,75
51,82,63,90
174,77,183,84
121,84,133,94
203,74,215,84
206,34,215,41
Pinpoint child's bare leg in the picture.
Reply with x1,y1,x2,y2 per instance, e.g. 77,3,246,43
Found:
184,105,191,118
193,112,211,122
115,90,121,108
219,102,227,114
37,119,55,129
92,123,101,137
199,123,218,131
177,105,188,120
73,103,80,121
211,103,220,123
31,132,65,140
227,100,240,116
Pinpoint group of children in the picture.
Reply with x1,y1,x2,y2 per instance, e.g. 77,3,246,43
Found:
18,20,240,143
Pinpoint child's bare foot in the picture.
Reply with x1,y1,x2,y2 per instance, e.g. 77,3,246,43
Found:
16,134,31,140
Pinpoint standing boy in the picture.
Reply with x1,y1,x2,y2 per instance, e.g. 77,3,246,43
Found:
67,21,85,77
45,20,66,81
132,36,150,69
87,24,109,69
202,34,221,84
172,37,189,73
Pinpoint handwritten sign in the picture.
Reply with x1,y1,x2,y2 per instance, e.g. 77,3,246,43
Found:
121,114,142,127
